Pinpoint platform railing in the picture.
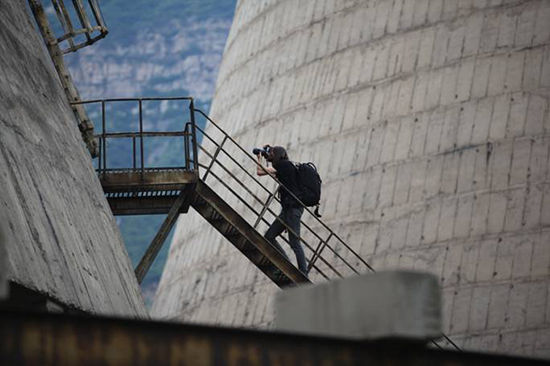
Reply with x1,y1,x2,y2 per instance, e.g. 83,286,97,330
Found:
192,109,374,282
72,97,198,177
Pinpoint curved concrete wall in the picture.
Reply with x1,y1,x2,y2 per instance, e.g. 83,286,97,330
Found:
154,0,550,356
0,2,146,316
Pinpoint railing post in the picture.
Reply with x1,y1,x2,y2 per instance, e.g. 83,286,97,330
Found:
307,233,332,273
189,100,199,177
253,186,279,229
101,100,106,173
139,99,144,179
202,136,227,181
185,123,191,171
132,136,136,169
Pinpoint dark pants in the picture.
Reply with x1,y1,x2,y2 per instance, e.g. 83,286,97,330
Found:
265,207,307,274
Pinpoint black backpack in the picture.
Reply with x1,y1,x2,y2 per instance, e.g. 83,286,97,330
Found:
295,162,322,217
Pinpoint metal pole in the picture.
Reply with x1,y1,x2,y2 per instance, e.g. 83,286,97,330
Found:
134,186,193,284
139,100,144,178
185,123,191,170
102,101,106,172
132,136,136,169
202,136,227,181
189,100,199,176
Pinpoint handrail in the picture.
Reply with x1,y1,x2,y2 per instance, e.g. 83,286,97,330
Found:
193,108,459,352
73,98,196,176
193,108,373,279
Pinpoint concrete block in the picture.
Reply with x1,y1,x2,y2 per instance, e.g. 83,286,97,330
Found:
525,94,546,136
506,282,529,329
541,46,550,88
400,0,415,30
393,163,412,205
457,102,476,147
471,58,491,99
274,271,442,340
471,98,493,145
480,11,499,53
424,156,443,199
409,115,428,157
457,149,476,193
503,188,525,232
412,0,429,26
440,153,459,194
487,284,509,329
491,141,513,190
489,94,511,140
523,184,542,229
526,281,547,327
531,231,550,277
442,243,463,285
425,110,444,154
470,193,490,236
395,119,414,160
454,194,473,238
378,165,397,208
417,28,435,69
523,48,543,90
373,43,390,81
463,13,483,56
409,160,427,203
373,0,391,39
425,69,443,109
514,5,537,48
494,239,514,280
431,25,449,68
380,121,398,163
427,0,443,24
510,138,532,186
487,191,508,234
437,198,457,241
391,217,408,250
366,125,384,168
469,286,491,331
450,286,472,334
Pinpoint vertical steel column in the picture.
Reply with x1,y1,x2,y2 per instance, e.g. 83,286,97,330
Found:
101,101,106,172
134,185,194,284
139,100,144,178
132,137,136,169
189,100,199,176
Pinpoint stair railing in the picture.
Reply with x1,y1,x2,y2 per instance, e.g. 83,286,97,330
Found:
192,109,374,282
192,109,461,351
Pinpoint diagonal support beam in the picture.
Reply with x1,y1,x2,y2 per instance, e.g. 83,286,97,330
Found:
134,185,195,284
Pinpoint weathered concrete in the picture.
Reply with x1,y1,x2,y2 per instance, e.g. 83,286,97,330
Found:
0,224,8,300
274,271,441,340
0,2,146,316
155,0,550,358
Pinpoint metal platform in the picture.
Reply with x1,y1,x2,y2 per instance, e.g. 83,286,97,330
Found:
100,168,197,215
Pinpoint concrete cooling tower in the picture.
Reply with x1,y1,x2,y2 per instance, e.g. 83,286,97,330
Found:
0,1,146,316
153,0,550,357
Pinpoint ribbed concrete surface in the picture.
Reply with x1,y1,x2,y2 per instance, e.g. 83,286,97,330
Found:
154,0,550,357
0,2,146,317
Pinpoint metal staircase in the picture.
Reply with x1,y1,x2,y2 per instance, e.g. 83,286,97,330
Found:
73,96,459,351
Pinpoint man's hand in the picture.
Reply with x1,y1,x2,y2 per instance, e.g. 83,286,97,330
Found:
256,153,276,176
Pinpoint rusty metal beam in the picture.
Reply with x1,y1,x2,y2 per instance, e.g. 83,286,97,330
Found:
107,195,192,216
0,310,546,365
134,185,195,284
27,0,98,156
100,170,197,192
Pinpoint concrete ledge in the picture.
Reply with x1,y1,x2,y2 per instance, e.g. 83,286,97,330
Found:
274,271,442,341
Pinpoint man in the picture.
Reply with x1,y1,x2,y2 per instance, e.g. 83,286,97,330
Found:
255,145,308,275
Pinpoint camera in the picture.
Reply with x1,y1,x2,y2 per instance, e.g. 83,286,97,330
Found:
253,146,271,158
